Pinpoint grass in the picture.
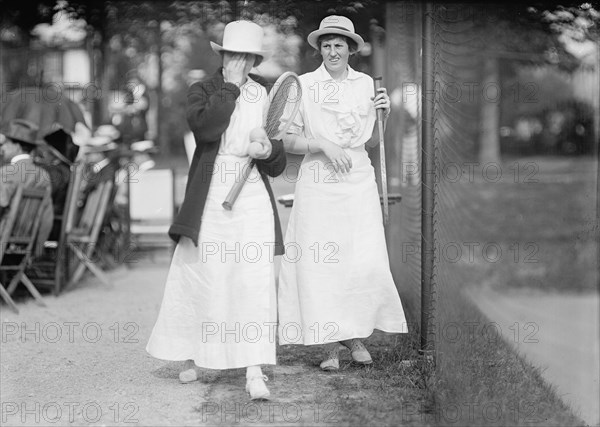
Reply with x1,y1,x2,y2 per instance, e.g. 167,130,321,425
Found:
439,156,598,294
278,331,436,426
136,155,597,425
426,156,596,425
431,266,585,426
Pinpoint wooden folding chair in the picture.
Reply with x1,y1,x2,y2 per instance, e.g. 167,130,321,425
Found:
0,186,51,313
63,171,114,290
25,161,82,295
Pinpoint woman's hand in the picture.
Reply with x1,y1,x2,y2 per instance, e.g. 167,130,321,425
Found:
248,141,272,159
248,127,272,159
223,53,250,86
371,87,391,119
318,139,352,173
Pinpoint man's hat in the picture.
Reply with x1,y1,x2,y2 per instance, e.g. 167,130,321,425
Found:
307,15,365,52
210,20,271,67
4,119,42,146
85,125,121,153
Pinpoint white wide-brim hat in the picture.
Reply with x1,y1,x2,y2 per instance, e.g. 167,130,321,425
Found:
210,20,270,66
307,15,365,52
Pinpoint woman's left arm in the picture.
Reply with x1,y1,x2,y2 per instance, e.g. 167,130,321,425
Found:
255,139,286,177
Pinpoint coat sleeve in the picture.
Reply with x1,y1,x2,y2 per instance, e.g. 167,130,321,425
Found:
186,81,241,145
255,139,286,177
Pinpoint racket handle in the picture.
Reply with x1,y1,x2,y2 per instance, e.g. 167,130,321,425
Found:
222,158,255,210
374,77,384,122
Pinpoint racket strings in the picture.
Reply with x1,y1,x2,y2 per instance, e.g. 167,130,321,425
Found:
265,76,301,139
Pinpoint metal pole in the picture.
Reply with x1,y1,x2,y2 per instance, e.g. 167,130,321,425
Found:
420,2,435,355
594,44,600,286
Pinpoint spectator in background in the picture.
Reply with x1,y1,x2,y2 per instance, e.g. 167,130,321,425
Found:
118,75,150,144
76,124,122,206
0,119,54,253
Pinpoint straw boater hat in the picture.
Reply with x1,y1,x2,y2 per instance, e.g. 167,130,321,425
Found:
210,20,270,66
72,123,120,152
3,119,43,146
307,15,365,52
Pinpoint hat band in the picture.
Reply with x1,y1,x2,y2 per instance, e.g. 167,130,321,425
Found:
322,25,353,32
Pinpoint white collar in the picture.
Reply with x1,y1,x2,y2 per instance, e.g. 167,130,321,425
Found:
10,154,31,164
315,63,361,82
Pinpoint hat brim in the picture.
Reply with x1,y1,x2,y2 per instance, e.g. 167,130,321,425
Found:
84,142,119,153
210,42,270,66
307,29,365,52
7,136,44,147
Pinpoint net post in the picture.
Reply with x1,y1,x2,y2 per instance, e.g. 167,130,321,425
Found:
420,1,436,357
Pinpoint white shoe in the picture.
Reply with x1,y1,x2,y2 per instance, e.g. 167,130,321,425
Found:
179,360,198,383
179,368,198,383
320,343,345,371
341,339,373,365
246,375,270,400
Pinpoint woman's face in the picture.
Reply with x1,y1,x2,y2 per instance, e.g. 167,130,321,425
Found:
320,36,350,74
223,52,256,76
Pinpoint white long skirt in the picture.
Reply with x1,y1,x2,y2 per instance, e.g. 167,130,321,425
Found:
278,147,408,345
146,154,276,369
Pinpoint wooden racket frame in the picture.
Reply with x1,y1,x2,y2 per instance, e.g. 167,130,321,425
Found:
222,71,301,210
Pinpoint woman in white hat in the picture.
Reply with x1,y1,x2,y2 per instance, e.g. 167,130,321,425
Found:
278,16,408,370
146,20,287,400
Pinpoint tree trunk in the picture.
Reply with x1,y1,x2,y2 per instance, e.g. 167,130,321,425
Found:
91,17,111,128
478,56,501,165
155,23,167,156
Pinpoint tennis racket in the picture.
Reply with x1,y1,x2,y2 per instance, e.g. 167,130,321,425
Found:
374,76,389,225
222,71,302,210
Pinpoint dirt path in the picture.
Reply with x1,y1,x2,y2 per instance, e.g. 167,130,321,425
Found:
1,257,425,427
467,283,600,426
2,174,426,427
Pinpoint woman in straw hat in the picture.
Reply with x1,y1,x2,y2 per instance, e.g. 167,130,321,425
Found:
277,16,408,370
146,20,286,400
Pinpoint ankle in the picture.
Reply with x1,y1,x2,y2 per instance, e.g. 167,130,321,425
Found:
246,365,263,379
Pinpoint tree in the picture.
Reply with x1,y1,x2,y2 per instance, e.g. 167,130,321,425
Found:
539,2,599,144
467,3,581,164
3,0,384,154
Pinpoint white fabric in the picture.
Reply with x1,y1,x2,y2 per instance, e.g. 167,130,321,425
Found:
287,64,376,149
147,78,276,369
278,64,408,345
219,77,268,156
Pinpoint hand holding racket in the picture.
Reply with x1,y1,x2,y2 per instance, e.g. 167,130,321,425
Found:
248,127,272,159
222,71,302,210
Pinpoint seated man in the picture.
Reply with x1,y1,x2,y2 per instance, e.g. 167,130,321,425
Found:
0,119,54,253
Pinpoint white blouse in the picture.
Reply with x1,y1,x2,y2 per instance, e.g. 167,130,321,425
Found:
218,76,269,156
287,64,377,148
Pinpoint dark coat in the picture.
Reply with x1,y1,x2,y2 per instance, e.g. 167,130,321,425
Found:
168,69,286,255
